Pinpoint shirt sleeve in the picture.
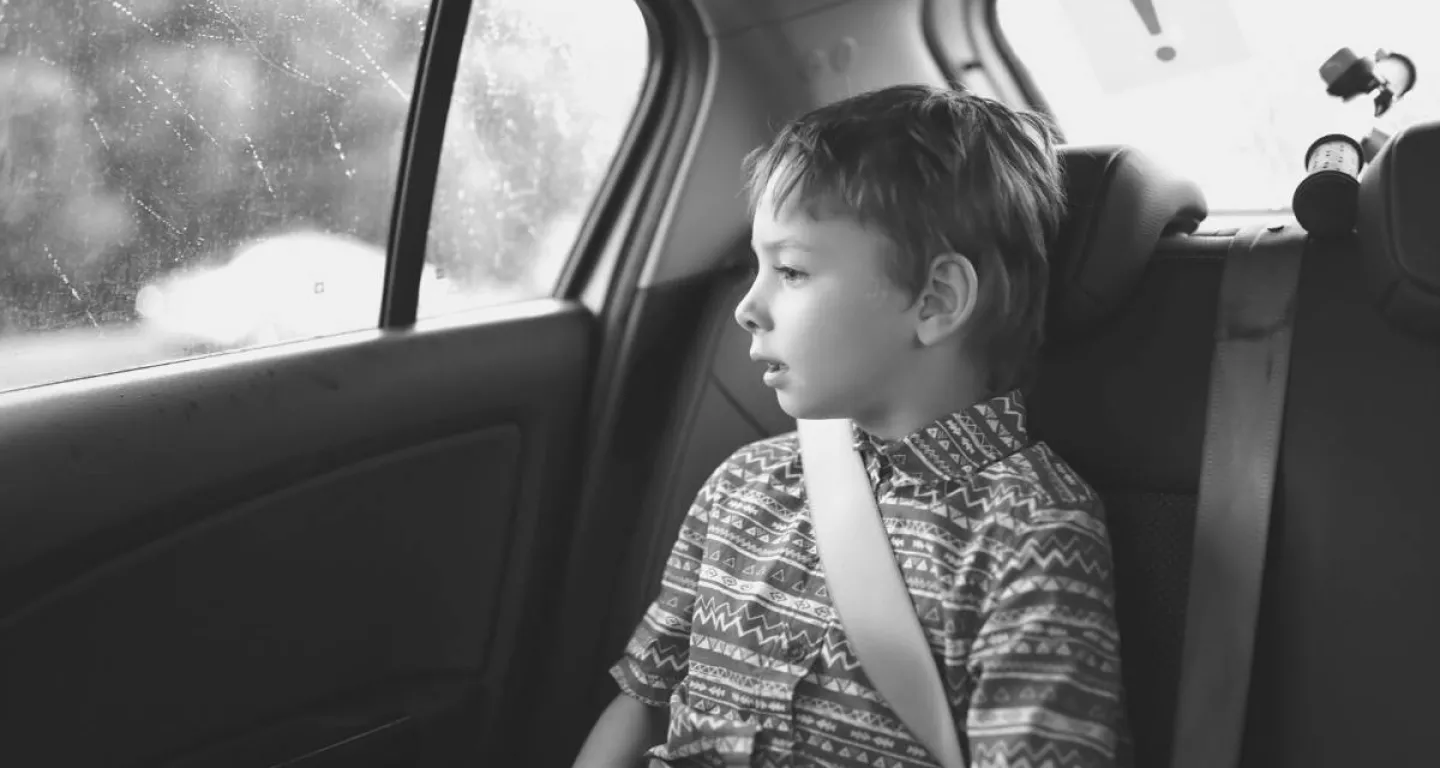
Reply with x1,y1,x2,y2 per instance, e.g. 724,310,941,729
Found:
963,501,1126,768
609,458,728,707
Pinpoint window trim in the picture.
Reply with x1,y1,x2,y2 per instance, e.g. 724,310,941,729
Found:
381,0,474,330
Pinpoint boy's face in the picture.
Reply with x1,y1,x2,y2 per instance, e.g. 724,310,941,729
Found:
738,183,922,423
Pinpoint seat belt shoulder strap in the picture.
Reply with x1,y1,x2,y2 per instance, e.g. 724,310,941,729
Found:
1171,223,1306,768
797,418,966,768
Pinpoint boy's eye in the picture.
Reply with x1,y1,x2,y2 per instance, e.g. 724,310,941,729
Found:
774,266,805,283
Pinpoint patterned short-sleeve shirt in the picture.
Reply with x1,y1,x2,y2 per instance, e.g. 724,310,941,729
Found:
612,390,1126,767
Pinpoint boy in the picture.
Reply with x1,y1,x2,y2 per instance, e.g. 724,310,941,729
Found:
574,84,1125,768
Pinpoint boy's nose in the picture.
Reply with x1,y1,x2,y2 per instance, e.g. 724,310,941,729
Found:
734,290,769,334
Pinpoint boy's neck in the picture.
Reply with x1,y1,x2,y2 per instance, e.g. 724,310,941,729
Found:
851,354,989,441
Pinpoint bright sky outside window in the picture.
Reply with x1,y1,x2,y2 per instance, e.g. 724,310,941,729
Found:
997,0,1440,211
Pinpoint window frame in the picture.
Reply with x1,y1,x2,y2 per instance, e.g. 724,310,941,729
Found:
382,0,666,330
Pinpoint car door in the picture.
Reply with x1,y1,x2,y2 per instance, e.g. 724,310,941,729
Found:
0,0,683,765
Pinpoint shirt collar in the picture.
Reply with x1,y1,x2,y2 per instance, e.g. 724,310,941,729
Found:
850,389,1033,485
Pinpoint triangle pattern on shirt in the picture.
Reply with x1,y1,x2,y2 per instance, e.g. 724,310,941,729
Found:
607,389,1122,767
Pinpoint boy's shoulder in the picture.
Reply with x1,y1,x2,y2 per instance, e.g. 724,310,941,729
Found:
968,439,1108,535
984,438,1099,490
703,429,1105,525
710,430,803,486
709,431,1099,496
683,432,804,514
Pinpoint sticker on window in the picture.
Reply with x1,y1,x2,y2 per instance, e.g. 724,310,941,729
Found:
1056,0,1251,94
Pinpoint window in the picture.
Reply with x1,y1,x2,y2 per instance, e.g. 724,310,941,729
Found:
995,0,1440,211
422,0,649,317
0,0,648,392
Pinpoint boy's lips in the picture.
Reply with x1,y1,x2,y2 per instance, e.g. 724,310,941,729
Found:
753,355,789,386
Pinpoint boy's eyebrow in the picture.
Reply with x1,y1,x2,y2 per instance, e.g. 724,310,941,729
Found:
751,238,812,255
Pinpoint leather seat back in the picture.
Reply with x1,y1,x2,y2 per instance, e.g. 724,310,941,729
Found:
1242,118,1440,767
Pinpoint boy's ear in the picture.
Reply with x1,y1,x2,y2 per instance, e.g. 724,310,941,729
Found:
914,253,979,347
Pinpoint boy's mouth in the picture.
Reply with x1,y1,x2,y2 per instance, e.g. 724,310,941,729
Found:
759,360,788,387
751,353,788,383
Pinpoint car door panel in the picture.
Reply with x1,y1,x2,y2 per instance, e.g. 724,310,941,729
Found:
0,300,593,767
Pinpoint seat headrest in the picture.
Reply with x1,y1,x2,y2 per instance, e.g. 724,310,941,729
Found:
1049,145,1208,343
1357,119,1440,339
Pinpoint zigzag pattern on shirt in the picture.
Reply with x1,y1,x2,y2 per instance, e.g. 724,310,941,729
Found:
954,409,1006,464
727,482,804,522
792,711,919,766
696,568,833,624
687,659,798,701
656,558,702,595
969,737,1092,768
622,635,689,673
814,639,864,673
719,456,1090,584
725,435,804,477
1010,533,1114,578
611,390,1124,768
722,439,1094,536
692,594,822,648
967,704,1117,747
960,480,1053,522
1026,504,1112,540
707,507,814,560
983,601,1123,635
989,573,1113,607
704,540,826,597
797,724,959,768
636,609,690,643
798,693,912,734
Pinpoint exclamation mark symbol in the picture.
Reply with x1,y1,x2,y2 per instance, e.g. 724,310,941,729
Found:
1130,0,1177,62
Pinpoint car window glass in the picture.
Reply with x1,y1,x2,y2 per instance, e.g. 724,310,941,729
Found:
996,0,1439,211
421,0,648,317
0,0,649,392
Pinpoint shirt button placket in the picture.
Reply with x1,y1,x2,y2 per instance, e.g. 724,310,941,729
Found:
782,637,810,768
786,639,809,664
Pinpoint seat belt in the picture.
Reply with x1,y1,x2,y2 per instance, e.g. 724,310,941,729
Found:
797,418,966,768
1170,223,1306,768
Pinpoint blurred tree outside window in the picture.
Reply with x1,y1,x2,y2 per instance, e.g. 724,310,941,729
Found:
0,0,648,391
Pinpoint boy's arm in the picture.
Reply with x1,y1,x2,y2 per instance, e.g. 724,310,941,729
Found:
963,503,1126,768
572,693,669,768
573,459,729,767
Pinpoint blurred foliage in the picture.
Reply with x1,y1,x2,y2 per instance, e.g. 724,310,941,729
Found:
0,0,621,333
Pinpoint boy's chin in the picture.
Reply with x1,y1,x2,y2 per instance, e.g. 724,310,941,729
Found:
774,390,846,423
773,389,805,419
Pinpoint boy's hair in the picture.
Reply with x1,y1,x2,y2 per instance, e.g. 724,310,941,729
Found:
742,84,1065,393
